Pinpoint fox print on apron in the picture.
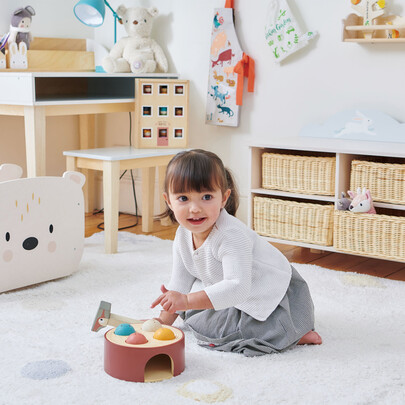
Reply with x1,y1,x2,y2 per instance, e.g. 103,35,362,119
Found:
206,0,255,127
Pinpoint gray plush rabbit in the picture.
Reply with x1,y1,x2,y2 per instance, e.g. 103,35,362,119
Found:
9,6,35,50
336,192,351,210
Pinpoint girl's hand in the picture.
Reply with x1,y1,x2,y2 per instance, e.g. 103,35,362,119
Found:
151,285,189,314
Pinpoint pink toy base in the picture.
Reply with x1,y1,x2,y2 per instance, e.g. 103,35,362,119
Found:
104,326,185,383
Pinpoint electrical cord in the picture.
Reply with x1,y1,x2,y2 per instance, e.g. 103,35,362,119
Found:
96,111,140,231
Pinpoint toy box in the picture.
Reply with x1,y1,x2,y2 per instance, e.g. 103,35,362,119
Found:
0,164,85,292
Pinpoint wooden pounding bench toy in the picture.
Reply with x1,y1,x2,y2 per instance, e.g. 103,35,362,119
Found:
91,301,185,383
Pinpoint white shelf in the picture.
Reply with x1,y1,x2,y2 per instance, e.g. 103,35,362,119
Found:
263,236,338,252
34,97,135,106
251,188,335,203
249,141,405,263
0,72,180,106
250,137,405,158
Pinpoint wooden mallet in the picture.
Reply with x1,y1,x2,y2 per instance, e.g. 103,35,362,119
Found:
91,301,140,332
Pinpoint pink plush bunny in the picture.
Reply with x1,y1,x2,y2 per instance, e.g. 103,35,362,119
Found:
347,187,376,214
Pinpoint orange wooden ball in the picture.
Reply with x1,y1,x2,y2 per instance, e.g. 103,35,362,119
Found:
153,327,176,340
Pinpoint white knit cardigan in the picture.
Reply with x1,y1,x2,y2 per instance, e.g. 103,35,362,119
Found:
167,209,292,321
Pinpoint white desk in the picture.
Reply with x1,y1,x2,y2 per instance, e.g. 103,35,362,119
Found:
64,146,184,254
0,71,178,175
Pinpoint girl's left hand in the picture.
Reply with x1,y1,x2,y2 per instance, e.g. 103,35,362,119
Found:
151,285,189,314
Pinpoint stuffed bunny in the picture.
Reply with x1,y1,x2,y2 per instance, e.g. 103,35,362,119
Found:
347,188,377,214
9,6,35,50
8,42,28,69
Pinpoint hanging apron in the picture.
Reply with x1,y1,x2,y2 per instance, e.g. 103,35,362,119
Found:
206,0,255,127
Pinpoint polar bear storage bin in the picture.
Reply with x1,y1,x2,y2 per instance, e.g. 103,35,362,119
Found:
0,164,85,293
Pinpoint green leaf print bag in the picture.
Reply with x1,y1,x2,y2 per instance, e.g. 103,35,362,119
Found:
265,0,317,62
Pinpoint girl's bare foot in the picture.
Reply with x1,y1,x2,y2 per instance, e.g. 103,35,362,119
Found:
297,330,322,345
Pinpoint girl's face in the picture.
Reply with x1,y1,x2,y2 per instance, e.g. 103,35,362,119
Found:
164,187,231,244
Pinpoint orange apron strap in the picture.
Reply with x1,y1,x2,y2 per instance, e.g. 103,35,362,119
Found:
225,0,234,8
234,53,255,106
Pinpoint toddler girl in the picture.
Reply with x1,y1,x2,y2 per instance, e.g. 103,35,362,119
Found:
151,149,321,356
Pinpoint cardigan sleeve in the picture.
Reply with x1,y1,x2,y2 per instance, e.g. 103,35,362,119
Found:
166,234,196,294
203,230,253,310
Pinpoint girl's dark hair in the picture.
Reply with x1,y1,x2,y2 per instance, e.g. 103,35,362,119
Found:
159,149,239,223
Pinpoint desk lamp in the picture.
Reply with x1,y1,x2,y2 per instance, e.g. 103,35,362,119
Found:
74,0,120,43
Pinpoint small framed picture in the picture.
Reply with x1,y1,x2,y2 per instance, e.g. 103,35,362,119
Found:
159,84,169,95
142,106,152,116
175,85,184,95
159,106,168,116
174,128,184,138
142,128,152,138
142,84,153,94
174,106,184,117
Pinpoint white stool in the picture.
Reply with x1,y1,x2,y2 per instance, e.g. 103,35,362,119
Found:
63,146,184,253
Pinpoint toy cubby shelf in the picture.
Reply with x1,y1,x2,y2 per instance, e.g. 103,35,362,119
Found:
248,138,405,262
134,78,189,148
343,13,405,43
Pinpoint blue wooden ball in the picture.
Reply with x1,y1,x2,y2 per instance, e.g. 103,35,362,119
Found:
114,323,135,336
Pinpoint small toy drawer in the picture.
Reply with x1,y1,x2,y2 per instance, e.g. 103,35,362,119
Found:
334,210,405,262
262,153,336,196
253,196,334,246
350,160,405,205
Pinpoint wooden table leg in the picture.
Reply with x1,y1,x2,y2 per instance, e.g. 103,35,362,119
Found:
66,156,77,172
141,166,155,233
79,115,96,213
24,106,46,177
103,160,120,254
158,165,171,226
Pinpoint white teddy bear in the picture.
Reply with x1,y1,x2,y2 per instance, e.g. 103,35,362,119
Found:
102,5,168,74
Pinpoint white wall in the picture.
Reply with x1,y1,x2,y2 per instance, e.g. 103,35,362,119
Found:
1,0,405,222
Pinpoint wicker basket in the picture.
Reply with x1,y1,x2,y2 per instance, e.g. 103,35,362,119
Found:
350,160,405,205
334,210,405,262
262,153,336,196
254,197,334,246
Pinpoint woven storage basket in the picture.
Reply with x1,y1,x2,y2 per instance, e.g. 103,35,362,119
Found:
350,160,405,205
334,210,405,262
262,153,336,196
254,196,334,246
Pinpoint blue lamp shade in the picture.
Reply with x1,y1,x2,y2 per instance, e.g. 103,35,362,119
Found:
74,0,105,27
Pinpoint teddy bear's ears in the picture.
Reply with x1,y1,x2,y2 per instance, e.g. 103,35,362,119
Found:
116,5,127,19
14,6,35,17
147,7,159,17
0,164,23,182
25,6,35,16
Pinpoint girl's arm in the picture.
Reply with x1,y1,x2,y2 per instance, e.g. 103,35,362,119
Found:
203,232,253,310
155,310,179,326
151,285,214,314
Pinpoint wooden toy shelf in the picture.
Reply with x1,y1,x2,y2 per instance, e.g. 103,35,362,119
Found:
343,14,405,43
2,37,95,72
249,138,405,263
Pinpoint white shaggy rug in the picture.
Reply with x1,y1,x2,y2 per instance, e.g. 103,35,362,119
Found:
1,232,404,405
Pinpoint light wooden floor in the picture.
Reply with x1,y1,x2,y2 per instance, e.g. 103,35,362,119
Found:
86,213,405,282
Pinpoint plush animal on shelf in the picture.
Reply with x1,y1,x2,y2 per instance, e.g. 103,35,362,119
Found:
9,6,35,49
8,41,28,69
102,5,168,74
337,192,352,210
347,187,377,214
